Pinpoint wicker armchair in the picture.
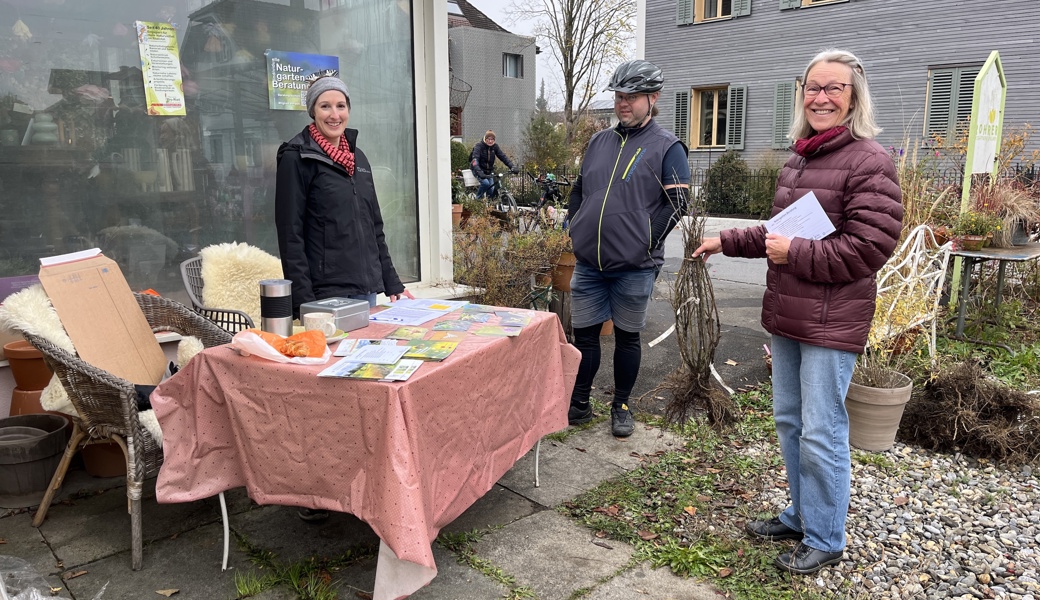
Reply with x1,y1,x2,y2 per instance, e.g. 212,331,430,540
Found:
27,292,232,570
179,255,254,333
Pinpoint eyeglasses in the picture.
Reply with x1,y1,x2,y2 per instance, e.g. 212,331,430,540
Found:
614,93,643,105
803,82,851,98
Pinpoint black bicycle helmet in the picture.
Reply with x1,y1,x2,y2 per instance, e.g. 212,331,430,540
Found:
606,60,664,93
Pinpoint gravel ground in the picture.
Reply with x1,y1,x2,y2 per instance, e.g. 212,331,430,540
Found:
753,443,1040,599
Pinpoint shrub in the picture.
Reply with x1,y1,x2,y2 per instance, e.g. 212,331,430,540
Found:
700,151,750,215
450,140,470,173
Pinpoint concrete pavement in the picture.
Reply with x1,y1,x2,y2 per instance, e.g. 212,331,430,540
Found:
0,218,769,600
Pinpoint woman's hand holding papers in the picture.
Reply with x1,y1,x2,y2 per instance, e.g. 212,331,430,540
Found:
765,233,791,265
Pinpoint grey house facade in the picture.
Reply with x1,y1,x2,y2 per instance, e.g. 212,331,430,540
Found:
644,0,1040,170
448,1,537,157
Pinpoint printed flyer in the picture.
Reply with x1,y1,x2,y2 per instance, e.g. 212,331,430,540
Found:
265,50,340,111
135,21,186,116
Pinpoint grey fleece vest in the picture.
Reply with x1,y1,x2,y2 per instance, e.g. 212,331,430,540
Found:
569,119,678,271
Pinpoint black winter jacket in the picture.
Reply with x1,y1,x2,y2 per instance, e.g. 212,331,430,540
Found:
470,140,515,179
275,126,404,316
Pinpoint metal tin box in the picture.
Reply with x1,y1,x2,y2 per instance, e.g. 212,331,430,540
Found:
298,297,370,332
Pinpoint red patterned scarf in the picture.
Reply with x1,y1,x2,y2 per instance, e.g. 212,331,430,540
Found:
793,126,847,157
308,123,355,175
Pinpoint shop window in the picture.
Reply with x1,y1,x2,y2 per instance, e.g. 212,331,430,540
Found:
0,0,419,291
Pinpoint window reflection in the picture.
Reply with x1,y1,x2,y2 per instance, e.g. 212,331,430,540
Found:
0,0,418,294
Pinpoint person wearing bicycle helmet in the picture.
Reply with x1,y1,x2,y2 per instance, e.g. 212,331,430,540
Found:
566,59,691,437
470,130,519,199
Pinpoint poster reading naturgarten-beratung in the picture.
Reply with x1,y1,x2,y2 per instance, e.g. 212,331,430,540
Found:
265,50,341,111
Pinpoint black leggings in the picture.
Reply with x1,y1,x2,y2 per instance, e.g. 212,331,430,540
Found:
570,323,641,409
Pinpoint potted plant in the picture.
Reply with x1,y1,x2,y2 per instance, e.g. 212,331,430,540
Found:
953,209,999,251
971,180,1040,248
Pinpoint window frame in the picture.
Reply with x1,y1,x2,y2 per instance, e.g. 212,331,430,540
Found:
924,64,983,146
502,53,523,79
684,84,745,151
678,0,750,25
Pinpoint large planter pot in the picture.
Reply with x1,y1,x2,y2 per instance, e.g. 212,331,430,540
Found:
846,371,912,452
956,234,986,252
0,414,69,508
3,340,53,391
82,440,127,478
552,251,576,292
451,204,463,229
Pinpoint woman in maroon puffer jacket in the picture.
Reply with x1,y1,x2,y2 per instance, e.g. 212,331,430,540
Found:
695,49,903,575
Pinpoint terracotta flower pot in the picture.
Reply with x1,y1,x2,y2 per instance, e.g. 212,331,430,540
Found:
451,203,463,229
957,234,986,252
552,251,576,292
3,341,53,391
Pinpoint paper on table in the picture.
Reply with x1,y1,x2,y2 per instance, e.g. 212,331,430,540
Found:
764,191,835,240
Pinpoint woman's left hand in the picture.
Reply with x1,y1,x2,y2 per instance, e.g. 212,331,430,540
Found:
388,289,416,302
765,233,792,265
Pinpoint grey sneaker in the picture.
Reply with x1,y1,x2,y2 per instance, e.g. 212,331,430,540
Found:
611,404,634,437
568,402,593,425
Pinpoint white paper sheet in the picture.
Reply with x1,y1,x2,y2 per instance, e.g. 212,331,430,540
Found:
764,191,835,240
369,306,442,326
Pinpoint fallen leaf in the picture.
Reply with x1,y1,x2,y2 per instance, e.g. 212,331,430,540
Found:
637,530,659,541
719,567,734,577
705,468,721,474
595,530,608,538
155,590,180,597
606,505,620,516
893,496,909,506
49,587,63,596
63,570,87,580
169,532,179,540
0,538,5,544
355,591,374,600
725,359,738,366
696,495,711,503
629,452,642,458
592,540,614,549
575,447,587,453
683,506,697,516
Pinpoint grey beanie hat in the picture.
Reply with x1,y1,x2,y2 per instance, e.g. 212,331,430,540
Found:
306,76,350,118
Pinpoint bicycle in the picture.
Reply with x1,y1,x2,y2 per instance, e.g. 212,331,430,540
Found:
514,172,571,233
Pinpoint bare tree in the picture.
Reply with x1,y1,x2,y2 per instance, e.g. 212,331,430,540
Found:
509,0,635,144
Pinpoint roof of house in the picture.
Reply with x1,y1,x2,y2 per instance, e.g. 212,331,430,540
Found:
448,0,508,33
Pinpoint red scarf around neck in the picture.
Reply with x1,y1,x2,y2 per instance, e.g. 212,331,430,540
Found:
308,123,355,175
793,126,847,157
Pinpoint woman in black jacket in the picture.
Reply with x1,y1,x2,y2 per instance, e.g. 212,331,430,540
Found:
275,75,412,318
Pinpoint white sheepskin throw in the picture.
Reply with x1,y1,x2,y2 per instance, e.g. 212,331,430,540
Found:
0,284,203,445
199,243,283,326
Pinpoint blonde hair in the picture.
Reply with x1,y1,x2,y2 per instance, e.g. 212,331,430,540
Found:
788,49,881,141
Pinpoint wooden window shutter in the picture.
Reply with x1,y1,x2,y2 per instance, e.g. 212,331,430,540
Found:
779,0,801,9
954,66,981,138
726,85,747,150
674,91,690,146
677,0,694,25
733,0,752,16
772,82,795,149
925,69,953,143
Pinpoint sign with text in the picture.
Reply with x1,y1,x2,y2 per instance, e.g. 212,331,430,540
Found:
265,50,340,111
135,21,186,116
967,52,1007,175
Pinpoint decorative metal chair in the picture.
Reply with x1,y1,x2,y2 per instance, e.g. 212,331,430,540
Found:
26,292,232,570
179,255,254,333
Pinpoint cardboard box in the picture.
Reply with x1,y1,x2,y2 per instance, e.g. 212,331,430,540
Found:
38,253,166,385
299,297,370,332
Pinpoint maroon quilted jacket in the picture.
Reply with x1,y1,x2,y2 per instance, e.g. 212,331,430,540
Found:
720,129,903,353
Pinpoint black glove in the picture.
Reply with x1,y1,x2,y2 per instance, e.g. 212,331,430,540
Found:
510,167,520,174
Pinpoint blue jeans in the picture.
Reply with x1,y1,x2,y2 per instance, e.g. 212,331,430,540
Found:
349,293,378,308
570,262,656,332
475,178,494,199
770,334,856,553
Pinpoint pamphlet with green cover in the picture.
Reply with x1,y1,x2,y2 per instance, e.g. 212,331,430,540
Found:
403,340,458,361
387,326,428,340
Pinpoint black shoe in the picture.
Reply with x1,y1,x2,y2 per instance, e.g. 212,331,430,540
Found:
297,508,330,522
746,517,804,541
568,402,593,425
774,543,843,575
611,404,634,437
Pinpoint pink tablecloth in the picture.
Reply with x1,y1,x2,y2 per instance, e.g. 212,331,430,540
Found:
151,309,579,599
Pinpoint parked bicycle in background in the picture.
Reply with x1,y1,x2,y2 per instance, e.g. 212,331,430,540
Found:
515,172,571,233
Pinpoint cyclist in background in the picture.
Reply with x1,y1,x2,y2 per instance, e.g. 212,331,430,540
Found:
471,130,519,199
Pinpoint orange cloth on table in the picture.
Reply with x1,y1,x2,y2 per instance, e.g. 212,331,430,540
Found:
244,328,325,358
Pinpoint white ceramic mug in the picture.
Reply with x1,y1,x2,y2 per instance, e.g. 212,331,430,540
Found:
302,312,336,337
